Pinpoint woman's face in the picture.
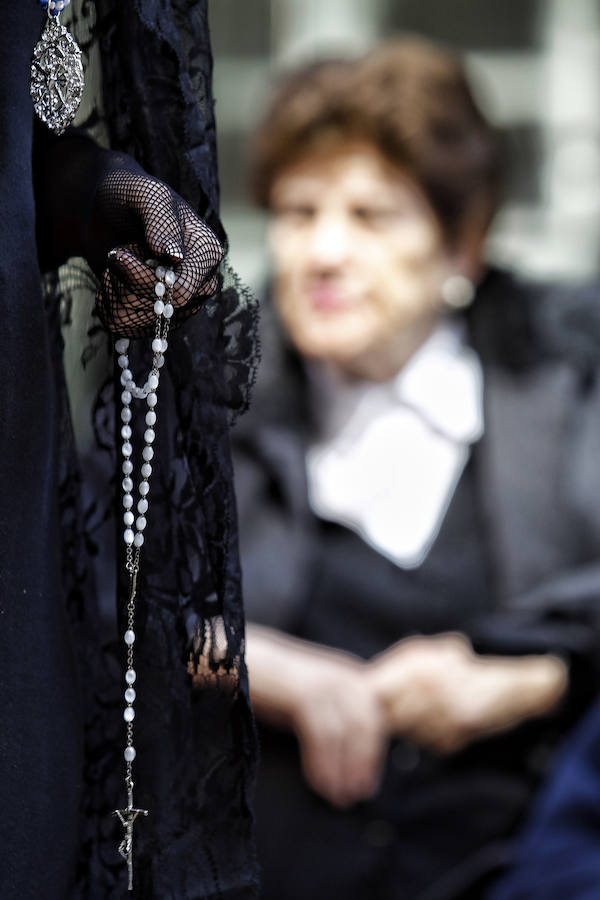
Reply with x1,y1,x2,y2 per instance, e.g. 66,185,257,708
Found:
269,143,460,375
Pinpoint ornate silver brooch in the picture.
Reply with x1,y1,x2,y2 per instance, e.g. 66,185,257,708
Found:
30,15,84,135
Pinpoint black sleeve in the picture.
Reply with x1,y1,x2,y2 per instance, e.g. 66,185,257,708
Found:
470,564,600,662
32,121,143,274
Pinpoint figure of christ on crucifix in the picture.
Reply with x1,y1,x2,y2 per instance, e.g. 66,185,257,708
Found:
113,779,149,892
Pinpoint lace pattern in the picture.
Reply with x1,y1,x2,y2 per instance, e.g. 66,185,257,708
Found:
45,1,260,896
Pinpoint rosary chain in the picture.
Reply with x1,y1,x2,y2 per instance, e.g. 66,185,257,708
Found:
113,263,175,891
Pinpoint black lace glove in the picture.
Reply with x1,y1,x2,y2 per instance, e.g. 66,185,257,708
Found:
34,128,224,336
93,167,224,337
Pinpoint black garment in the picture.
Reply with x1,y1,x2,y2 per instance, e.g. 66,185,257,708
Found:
233,269,600,900
0,7,83,899
303,461,493,656
258,464,512,900
489,695,600,900
1,4,258,899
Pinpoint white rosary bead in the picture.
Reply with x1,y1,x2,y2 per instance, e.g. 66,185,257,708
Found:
114,282,172,813
156,265,166,280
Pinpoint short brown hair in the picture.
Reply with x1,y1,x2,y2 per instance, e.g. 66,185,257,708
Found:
249,38,503,243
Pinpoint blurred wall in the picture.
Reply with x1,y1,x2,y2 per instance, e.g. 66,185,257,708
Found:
209,0,600,290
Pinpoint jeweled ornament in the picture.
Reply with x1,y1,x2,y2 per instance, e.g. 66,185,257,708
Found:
31,0,85,134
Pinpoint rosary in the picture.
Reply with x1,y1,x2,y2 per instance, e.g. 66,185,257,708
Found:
31,2,176,888
112,262,175,890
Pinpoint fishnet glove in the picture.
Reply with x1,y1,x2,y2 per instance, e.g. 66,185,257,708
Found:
93,168,224,337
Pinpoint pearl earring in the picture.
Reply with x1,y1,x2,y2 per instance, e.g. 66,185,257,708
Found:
441,274,475,310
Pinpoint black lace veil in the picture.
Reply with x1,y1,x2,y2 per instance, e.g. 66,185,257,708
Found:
48,1,260,896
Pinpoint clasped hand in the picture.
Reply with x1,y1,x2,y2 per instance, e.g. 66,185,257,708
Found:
93,168,224,335
281,634,567,808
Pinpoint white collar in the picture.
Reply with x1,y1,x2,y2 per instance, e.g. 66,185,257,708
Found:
392,318,483,442
306,317,484,569
309,318,483,445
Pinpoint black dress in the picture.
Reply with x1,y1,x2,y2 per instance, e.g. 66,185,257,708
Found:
0,4,258,899
0,7,83,898
233,271,600,900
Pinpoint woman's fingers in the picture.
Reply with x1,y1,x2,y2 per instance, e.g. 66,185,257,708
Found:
103,211,224,330
296,682,386,808
172,213,224,307
137,181,186,263
300,727,346,806
98,246,159,333
140,183,223,305
108,246,157,294
341,718,386,802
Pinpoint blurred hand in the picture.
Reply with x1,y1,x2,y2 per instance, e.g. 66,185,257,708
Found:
368,633,568,754
288,647,387,808
246,627,386,808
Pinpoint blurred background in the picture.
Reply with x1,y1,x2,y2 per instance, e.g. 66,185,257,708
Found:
209,0,600,290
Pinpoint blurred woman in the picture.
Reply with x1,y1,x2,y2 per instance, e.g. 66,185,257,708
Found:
233,38,600,900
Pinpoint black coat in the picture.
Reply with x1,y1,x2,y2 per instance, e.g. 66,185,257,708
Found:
233,269,600,900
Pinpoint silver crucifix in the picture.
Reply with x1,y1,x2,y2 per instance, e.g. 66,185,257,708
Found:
113,780,148,891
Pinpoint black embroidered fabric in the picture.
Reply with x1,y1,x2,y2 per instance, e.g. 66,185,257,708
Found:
39,1,260,897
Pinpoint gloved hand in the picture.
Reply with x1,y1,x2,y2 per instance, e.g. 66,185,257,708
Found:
92,168,224,336
33,129,225,335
